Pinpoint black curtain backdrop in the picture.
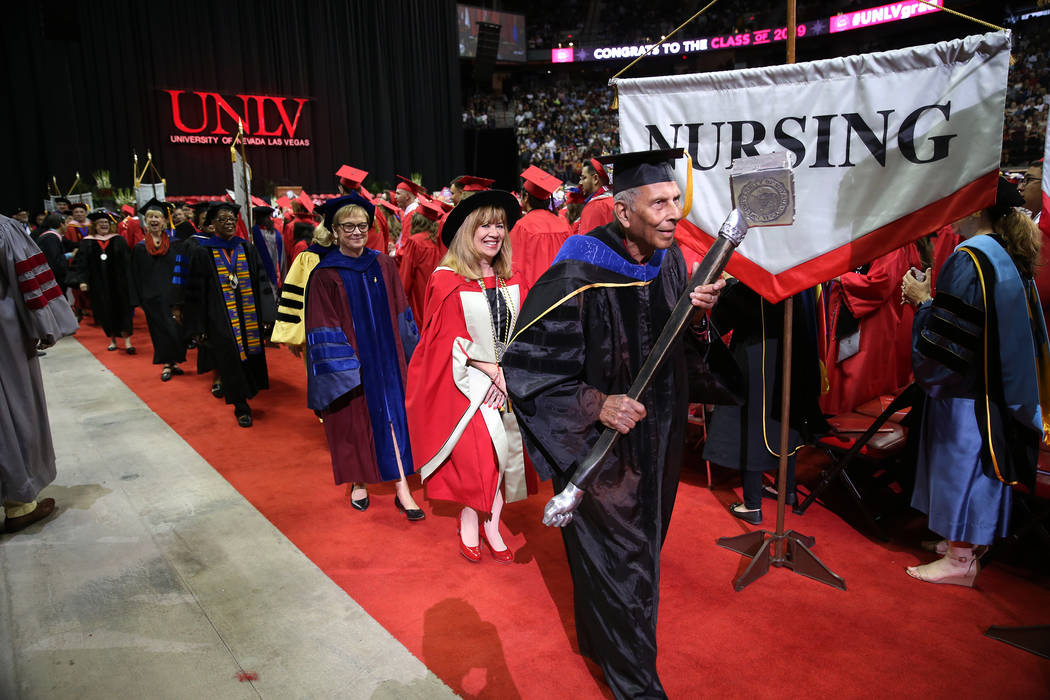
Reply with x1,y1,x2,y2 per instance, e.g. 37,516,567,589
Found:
0,0,463,213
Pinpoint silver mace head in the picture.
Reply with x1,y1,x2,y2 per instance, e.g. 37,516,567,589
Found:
719,209,748,246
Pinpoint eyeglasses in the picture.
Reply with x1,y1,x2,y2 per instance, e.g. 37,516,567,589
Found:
1023,175,1041,185
214,215,237,223
336,222,370,233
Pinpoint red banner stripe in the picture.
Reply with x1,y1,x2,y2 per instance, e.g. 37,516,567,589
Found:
678,170,998,303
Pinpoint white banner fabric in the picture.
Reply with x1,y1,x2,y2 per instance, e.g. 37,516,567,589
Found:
615,31,1011,302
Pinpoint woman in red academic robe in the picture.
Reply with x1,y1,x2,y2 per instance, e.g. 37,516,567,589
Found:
397,200,446,324
406,190,529,563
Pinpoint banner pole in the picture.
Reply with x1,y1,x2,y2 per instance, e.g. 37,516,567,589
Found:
716,0,845,592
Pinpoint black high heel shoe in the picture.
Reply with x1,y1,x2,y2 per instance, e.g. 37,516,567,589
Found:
395,495,425,521
346,484,369,511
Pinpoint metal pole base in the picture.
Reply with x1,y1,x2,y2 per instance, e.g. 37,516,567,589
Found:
716,529,846,592
984,625,1050,659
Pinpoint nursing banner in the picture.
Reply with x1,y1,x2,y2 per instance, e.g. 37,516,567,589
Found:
615,31,1011,302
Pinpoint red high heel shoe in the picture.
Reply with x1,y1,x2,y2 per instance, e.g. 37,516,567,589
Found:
480,529,513,564
458,523,481,563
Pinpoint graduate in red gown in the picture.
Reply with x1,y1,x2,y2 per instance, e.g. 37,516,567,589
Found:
282,192,316,254
562,186,586,236
405,190,529,563
509,165,572,291
576,157,614,234
305,195,423,519
398,198,446,324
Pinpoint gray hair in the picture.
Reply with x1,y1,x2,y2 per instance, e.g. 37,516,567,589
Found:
613,187,639,211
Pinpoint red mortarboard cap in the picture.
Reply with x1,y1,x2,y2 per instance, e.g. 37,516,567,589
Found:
250,195,268,207
589,157,611,187
296,190,315,213
376,199,401,216
336,164,368,188
457,175,495,192
521,165,563,199
395,175,427,196
438,200,453,212
416,199,443,222
276,195,292,211
121,204,135,215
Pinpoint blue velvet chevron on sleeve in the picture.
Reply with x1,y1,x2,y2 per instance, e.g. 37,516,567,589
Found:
306,326,361,410
398,307,419,363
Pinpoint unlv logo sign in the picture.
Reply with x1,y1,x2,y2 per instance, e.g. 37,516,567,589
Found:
163,90,312,147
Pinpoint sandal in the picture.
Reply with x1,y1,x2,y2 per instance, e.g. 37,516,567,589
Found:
106,343,117,351
124,346,136,355
170,366,185,376
211,382,224,398
161,367,173,382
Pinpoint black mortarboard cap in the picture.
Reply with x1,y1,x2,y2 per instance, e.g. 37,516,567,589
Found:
252,205,274,221
440,189,521,247
138,198,173,217
192,201,212,215
320,191,375,231
87,208,117,222
995,175,1025,208
596,148,685,194
203,202,241,225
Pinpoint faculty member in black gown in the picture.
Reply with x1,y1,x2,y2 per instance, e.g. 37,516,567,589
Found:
130,199,186,381
504,149,723,700
180,202,276,427
69,209,135,353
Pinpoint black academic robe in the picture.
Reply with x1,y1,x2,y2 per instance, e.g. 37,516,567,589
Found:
129,239,186,365
183,235,276,405
68,235,134,337
35,230,69,291
503,224,706,700
702,281,828,473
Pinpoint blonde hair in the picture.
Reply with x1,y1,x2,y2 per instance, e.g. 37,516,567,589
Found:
313,204,369,248
992,207,1042,279
439,205,512,280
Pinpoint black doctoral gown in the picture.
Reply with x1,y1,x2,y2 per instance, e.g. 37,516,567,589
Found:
182,235,276,405
503,224,708,700
68,235,134,337
129,238,186,365
701,280,828,473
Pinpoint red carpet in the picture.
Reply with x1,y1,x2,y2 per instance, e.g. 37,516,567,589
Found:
72,314,1050,698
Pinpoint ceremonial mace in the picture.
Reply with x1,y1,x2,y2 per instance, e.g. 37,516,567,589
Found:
542,152,790,522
